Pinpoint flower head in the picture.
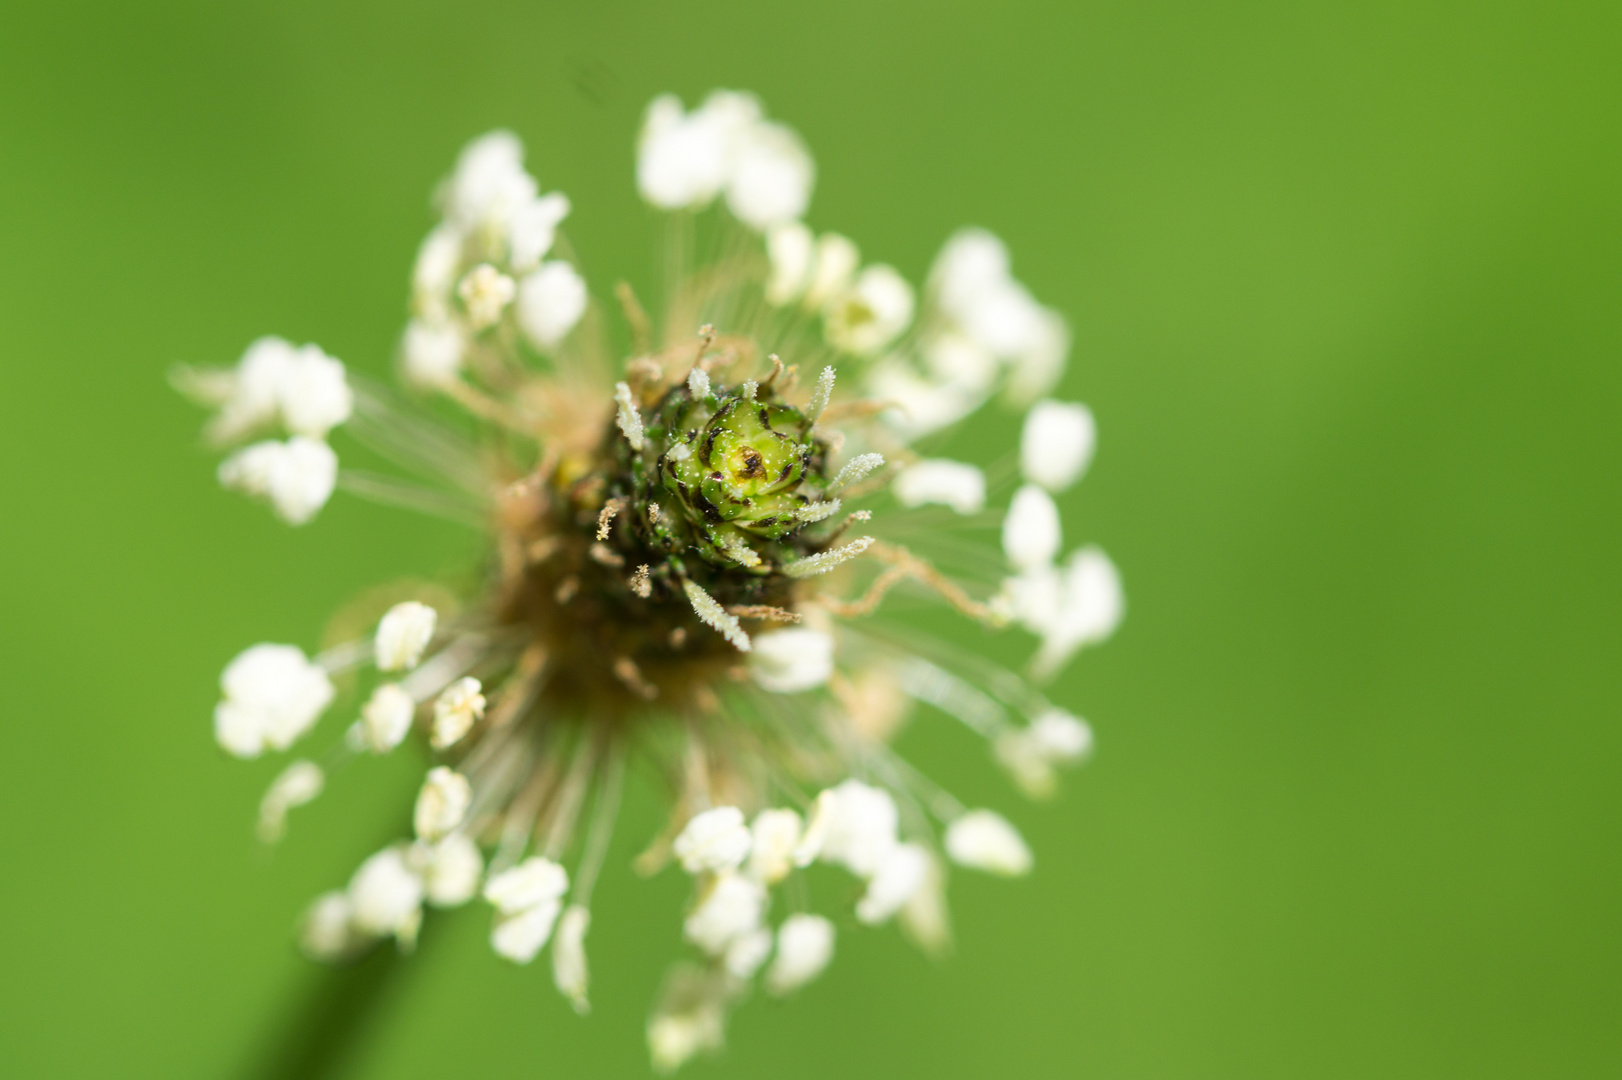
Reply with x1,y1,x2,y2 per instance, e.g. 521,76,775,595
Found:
179,91,1123,1070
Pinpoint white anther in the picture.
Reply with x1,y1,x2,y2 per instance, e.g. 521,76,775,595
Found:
1020,400,1096,492
766,914,835,995
214,643,335,758
893,459,986,515
856,841,930,924
673,806,753,874
687,367,711,398
683,871,766,956
457,263,517,330
748,628,834,694
375,601,437,672
553,904,592,1013
256,760,324,844
431,676,485,749
944,809,1033,876
745,808,803,884
516,261,587,350
1002,484,1061,571
360,683,415,753
413,766,472,842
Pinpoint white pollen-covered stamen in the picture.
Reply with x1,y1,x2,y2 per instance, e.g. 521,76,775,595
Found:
741,379,758,401
683,870,766,955
413,766,472,842
893,459,986,515
792,789,836,867
491,899,564,964
507,191,571,271
1021,400,1097,492
687,367,711,398
725,119,815,230
360,683,415,753
553,904,592,1013
748,628,834,694
375,601,438,672
516,261,588,349
805,365,836,426
401,319,465,388
218,437,339,526
215,643,335,758
944,809,1033,876
278,345,354,440
745,808,803,884
856,841,930,924
431,676,485,749
614,382,646,452
766,914,835,995
484,857,570,914
782,536,874,578
829,452,885,492
683,580,751,651
1003,484,1062,571
673,806,753,874
256,760,325,844
457,263,517,330
816,779,901,877
723,926,773,979
348,846,425,943
413,834,484,907
995,709,1095,798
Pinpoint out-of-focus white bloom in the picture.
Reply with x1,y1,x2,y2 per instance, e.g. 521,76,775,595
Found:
444,130,536,231
765,221,814,305
929,227,1051,360
491,897,564,963
401,319,464,387
683,871,765,955
360,683,415,753
725,120,813,230
996,709,1094,798
256,760,324,843
413,834,483,907
944,809,1033,876
516,261,587,350
1021,400,1096,492
745,808,803,885
431,677,485,749
899,850,952,955
484,856,569,914
1005,308,1070,406
1031,547,1124,678
412,224,464,321
749,628,834,693
673,806,752,874
277,345,352,440
553,904,592,1012
214,643,335,758
637,91,760,210
647,970,727,1075
458,264,516,330
508,192,571,271
766,914,834,995
375,601,437,672
1003,484,1062,571
792,789,834,867
824,265,914,355
723,926,773,979
856,842,930,924
893,459,986,515
816,779,900,878
300,891,366,961
803,233,859,309
218,437,338,526
931,228,1011,320
486,856,569,964
349,846,424,941
204,336,295,442
413,766,471,842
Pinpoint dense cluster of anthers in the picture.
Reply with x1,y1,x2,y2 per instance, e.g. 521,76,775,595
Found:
176,90,1123,1071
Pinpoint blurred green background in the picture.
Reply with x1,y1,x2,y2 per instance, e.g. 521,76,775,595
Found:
2,1,1618,1076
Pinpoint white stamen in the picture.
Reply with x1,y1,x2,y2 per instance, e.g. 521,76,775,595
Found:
413,766,472,842
375,601,438,672
278,345,354,440
1002,484,1061,571
516,261,588,349
748,628,834,694
614,382,646,451
553,904,592,1012
457,263,517,330
856,841,930,924
214,643,335,758
815,779,900,878
745,808,803,884
782,536,874,578
683,580,751,651
687,367,711,398
491,898,563,964
348,846,424,942
508,191,571,272
673,806,753,874
401,319,465,388
360,683,415,753
829,452,884,492
725,120,814,230
300,891,365,962
805,365,836,425
766,914,835,995
218,437,338,526
765,221,814,305
413,834,483,907
804,233,859,309
724,926,773,979
431,676,485,749
683,871,766,955
792,789,836,867
256,760,324,844
484,857,570,915
893,459,986,515
1020,400,1096,492
944,809,1033,876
